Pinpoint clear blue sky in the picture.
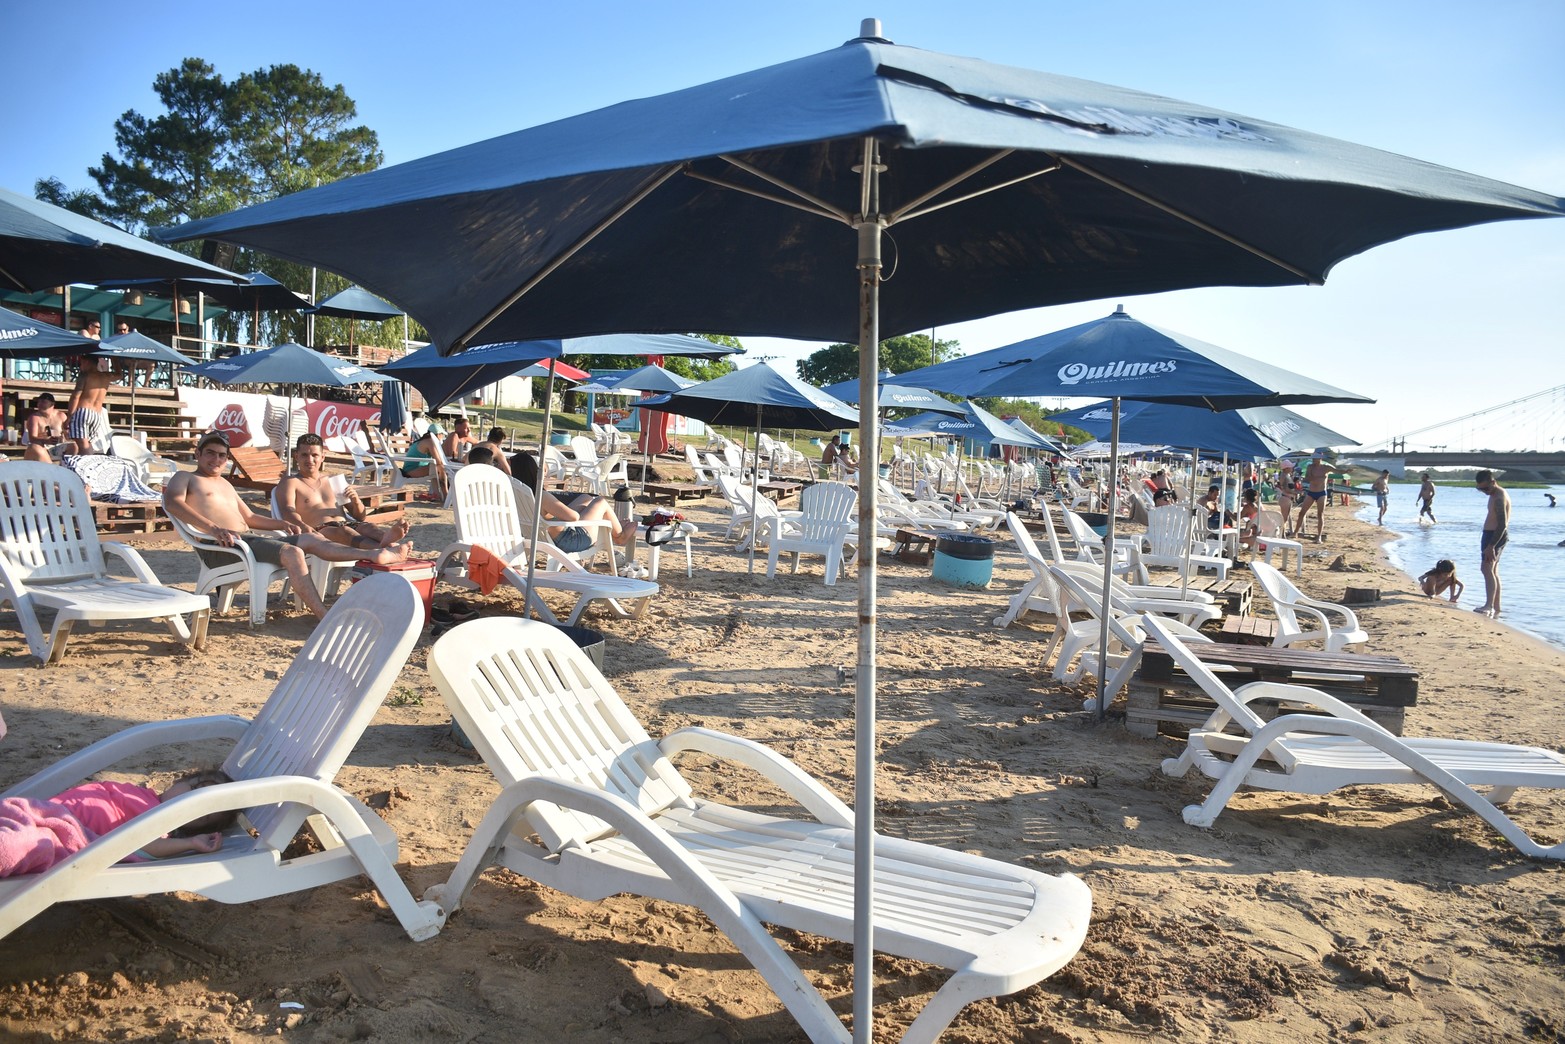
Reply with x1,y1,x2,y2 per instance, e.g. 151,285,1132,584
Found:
2,0,1560,451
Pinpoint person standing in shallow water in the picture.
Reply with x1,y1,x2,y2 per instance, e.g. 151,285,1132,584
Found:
1473,470,1510,618
1372,470,1390,526
1417,473,1437,524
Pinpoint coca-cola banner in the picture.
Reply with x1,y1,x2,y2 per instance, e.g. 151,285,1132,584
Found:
182,387,379,451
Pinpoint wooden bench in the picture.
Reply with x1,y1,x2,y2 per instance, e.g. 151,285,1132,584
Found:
641,481,712,505
92,500,172,536
885,528,940,565
1126,641,1418,739
1218,616,1279,645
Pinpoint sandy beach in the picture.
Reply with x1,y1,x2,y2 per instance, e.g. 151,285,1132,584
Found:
2,480,1563,1043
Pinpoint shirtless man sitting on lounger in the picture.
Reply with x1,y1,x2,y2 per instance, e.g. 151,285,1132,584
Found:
164,432,409,620
275,433,412,553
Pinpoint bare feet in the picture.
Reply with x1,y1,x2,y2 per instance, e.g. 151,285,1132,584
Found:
365,542,412,566
380,518,412,548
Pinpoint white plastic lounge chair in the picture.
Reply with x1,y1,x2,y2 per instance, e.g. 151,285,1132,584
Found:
108,435,180,487
1254,509,1304,578
765,480,856,585
995,512,1066,636
166,511,296,627
509,477,617,574
0,573,446,940
1048,565,1219,711
1034,505,1218,621
346,431,395,486
0,463,210,664
683,444,718,491
1249,560,1367,652
1059,507,1139,576
1142,615,1565,860
424,617,1092,1043
1137,504,1230,581
434,464,657,625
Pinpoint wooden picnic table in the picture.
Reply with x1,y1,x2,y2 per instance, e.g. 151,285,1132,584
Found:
1127,640,1419,739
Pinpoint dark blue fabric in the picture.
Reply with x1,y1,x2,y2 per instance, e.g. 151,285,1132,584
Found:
1049,399,1287,459
163,35,1561,349
820,376,966,417
899,308,1374,409
888,399,1055,448
2,185,243,293
637,362,859,431
605,364,697,394
0,304,99,357
99,272,309,313
380,379,409,432
310,286,404,320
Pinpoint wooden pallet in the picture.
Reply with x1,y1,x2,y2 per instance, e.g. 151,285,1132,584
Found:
641,482,711,505
1147,573,1252,618
885,528,940,565
92,500,171,535
1218,616,1279,645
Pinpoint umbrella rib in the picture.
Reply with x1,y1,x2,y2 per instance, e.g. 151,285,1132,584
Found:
892,158,1062,225
447,164,684,352
705,155,855,222
680,168,847,224
1057,154,1323,284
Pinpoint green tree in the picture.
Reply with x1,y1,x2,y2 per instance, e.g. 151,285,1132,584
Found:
796,333,959,386
225,64,382,193
32,177,112,222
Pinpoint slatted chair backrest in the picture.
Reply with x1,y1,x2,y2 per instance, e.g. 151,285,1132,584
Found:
451,463,528,561
0,463,107,585
796,481,855,541
430,616,694,850
225,573,422,848
1143,503,1196,557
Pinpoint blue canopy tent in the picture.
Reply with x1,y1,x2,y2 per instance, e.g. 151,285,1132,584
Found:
821,373,967,418
163,20,1564,1038
101,271,311,346
88,331,198,437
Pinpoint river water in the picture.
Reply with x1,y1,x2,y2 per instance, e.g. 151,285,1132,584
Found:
1357,482,1565,651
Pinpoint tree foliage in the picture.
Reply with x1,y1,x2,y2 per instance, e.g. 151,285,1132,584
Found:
796,333,960,387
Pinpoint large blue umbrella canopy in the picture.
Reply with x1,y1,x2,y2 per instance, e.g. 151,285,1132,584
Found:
380,378,410,433
90,330,197,367
637,361,858,431
822,373,967,417
161,24,1563,1038
1,185,244,293
1050,399,1290,459
379,333,732,407
187,342,393,388
0,304,99,357
100,271,309,313
1241,405,1358,453
899,307,1374,409
1006,417,1071,456
888,399,1056,448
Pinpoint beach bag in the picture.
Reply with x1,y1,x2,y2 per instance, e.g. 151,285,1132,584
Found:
643,509,684,546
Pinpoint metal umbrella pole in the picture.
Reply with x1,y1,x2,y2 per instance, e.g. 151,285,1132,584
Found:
1179,446,1203,602
521,367,561,622
747,403,762,574
1094,397,1121,719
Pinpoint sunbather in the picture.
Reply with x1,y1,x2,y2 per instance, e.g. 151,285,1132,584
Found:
275,433,411,553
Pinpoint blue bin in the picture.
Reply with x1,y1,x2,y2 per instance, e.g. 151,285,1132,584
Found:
931,534,995,589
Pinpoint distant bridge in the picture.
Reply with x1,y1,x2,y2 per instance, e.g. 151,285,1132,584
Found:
1343,384,1565,481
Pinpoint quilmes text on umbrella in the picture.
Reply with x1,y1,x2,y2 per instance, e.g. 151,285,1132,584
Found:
0,326,44,341
1056,359,1178,385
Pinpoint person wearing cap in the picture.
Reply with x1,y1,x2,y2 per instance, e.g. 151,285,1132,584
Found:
1290,449,1332,542
163,432,412,621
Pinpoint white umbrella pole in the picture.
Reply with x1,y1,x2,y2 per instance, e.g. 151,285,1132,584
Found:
1180,446,1201,602
747,406,761,574
851,136,882,1044
1095,397,1121,720
522,369,560,622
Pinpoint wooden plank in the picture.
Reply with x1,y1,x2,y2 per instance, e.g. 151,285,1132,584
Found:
1138,640,1419,707
1125,681,1406,738
640,482,711,505
1219,616,1279,645
224,446,285,492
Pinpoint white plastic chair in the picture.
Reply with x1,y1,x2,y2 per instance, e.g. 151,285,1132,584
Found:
0,574,446,942
166,512,296,627
765,480,855,585
1137,504,1230,581
108,435,180,487
1250,560,1368,652
0,463,210,663
268,484,358,603
425,617,1092,1043
1255,509,1304,577
1143,615,1565,860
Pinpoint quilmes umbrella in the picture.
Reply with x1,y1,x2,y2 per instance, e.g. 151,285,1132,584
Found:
1,185,243,293
379,333,730,408
901,306,1372,715
638,361,858,571
822,372,967,417
188,342,393,448
89,330,197,435
311,286,405,350
164,21,1563,1039
889,398,1058,501
0,304,99,356
601,364,699,492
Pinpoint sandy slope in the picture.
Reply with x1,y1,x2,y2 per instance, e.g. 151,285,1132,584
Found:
1,485,1561,1043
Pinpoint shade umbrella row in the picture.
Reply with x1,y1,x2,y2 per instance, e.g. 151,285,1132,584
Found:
162,20,1562,1041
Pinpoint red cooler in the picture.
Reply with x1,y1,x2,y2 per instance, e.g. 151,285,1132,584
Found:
352,558,438,626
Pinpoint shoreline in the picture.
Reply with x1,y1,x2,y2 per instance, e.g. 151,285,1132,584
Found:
2,491,1563,1041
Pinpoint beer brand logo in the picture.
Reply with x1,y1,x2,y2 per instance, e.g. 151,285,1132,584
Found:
1056,359,1178,386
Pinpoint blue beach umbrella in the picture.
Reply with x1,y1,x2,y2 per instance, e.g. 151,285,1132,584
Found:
1049,399,1288,460
822,374,967,417
187,341,391,388
0,304,99,357
890,399,1056,448
1,185,243,293
165,22,1563,1038
89,331,197,436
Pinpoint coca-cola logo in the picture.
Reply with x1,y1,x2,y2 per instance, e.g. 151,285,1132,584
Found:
303,400,378,442
214,404,253,447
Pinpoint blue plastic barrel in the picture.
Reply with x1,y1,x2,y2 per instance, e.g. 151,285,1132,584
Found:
932,534,995,588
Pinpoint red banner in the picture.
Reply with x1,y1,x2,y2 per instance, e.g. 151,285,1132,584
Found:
303,400,379,441
213,404,255,447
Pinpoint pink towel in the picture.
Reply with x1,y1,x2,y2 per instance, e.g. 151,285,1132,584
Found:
0,797,94,877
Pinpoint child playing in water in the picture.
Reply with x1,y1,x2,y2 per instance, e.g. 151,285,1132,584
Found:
1418,559,1464,603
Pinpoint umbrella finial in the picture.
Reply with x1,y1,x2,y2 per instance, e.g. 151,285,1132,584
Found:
855,18,890,43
